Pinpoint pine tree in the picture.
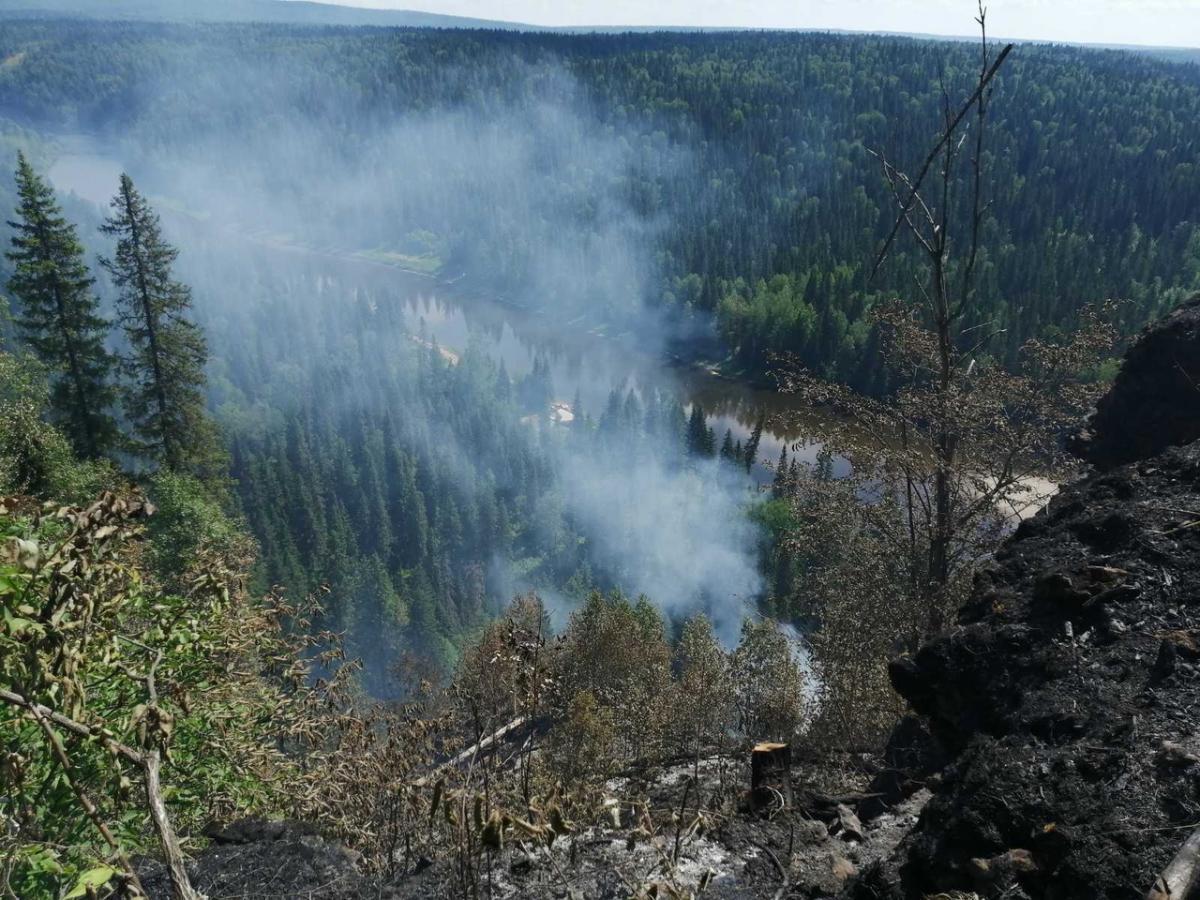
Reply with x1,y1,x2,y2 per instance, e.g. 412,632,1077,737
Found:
6,152,116,457
99,174,213,472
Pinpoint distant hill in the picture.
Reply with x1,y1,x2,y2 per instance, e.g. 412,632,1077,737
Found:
0,0,531,29
1,0,1197,61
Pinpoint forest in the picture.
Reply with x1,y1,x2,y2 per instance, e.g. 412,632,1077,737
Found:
1,5,1198,898
0,20,1197,387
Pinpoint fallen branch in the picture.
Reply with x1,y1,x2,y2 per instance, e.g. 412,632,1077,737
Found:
1148,826,1200,900
753,840,789,900
415,715,528,787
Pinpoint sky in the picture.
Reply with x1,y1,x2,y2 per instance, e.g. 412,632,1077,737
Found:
282,0,1200,48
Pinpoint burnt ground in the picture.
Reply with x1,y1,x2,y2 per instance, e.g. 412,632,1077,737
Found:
141,754,925,899
848,441,1200,899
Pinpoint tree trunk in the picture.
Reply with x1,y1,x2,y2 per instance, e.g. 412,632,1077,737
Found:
143,750,203,900
122,182,177,470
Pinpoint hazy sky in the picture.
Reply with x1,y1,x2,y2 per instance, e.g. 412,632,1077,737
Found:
284,0,1200,47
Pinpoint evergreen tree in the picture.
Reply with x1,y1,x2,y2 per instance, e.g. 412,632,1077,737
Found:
685,404,714,457
99,174,213,473
719,428,735,460
771,445,788,498
744,413,764,472
6,152,116,457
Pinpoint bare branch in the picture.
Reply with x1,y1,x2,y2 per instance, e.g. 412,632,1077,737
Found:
869,41,1014,281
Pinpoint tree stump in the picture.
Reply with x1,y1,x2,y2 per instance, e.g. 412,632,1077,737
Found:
751,742,793,811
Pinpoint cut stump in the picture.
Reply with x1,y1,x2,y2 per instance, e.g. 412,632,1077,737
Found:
751,742,793,811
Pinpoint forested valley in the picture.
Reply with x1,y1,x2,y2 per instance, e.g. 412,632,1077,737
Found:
2,3,1200,898
1,21,1199,385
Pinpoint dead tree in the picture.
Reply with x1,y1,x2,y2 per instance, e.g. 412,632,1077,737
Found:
869,4,1014,630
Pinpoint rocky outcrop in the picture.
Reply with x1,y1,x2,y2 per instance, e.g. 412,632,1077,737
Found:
851,297,1200,899
1073,293,1200,470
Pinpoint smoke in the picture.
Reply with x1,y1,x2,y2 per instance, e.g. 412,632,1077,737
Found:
40,35,769,667
552,447,762,644
127,52,685,343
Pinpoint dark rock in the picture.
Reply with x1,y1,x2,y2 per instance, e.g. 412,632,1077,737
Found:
843,441,1200,899
1033,572,1091,610
859,716,945,820
1072,293,1200,470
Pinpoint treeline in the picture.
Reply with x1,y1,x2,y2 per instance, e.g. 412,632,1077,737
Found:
1,22,1198,386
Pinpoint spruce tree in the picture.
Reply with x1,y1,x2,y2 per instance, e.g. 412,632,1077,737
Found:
719,428,735,460
686,404,710,456
99,174,212,472
6,152,116,457
772,445,789,498
744,413,765,472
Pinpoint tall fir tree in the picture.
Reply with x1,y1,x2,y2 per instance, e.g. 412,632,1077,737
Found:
6,152,116,457
99,174,215,473
719,428,735,460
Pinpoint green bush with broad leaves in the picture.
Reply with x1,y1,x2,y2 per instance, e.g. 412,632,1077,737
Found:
0,489,356,898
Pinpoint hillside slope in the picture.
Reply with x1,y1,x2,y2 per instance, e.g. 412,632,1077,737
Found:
852,296,1200,898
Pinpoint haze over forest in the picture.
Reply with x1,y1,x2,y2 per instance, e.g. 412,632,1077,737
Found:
2,2,1200,898
3,0,1200,670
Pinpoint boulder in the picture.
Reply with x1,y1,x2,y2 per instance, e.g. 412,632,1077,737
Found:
1072,293,1200,469
844,294,1200,900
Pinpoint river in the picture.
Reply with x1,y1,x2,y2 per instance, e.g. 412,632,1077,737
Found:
47,143,848,486
47,144,1058,523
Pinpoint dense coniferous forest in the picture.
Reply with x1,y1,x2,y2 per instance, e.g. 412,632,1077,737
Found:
0,22,1197,388
212,261,761,684
1,13,1198,674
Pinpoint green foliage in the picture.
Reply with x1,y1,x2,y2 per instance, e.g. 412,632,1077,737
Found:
546,689,616,788
730,618,808,743
668,615,734,765
143,469,243,588
99,174,220,477
555,591,671,763
6,151,117,457
0,490,356,898
0,350,114,501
